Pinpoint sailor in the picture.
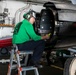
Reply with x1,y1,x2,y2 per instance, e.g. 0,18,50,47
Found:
12,10,50,68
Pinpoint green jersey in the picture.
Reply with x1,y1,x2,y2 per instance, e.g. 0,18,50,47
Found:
12,19,41,44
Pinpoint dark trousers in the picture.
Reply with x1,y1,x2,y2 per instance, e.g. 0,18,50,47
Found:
17,40,45,63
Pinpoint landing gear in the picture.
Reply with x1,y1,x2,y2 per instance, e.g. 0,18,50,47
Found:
64,57,76,75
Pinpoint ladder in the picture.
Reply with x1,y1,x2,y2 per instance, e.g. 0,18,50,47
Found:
7,45,39,75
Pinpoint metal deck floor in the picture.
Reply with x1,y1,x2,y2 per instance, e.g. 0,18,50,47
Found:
0,63,63,75
0,54,63,75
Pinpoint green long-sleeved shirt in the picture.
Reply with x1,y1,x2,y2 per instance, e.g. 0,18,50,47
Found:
12,19,41,44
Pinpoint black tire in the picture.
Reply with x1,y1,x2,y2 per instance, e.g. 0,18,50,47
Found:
64,57,76,75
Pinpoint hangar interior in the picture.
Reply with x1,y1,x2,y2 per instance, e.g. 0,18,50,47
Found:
0,0,76,75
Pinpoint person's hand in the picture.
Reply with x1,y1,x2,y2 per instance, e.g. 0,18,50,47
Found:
45,34,50,39
41,33,51,40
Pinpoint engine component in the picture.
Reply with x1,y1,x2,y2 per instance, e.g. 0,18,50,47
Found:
39,9,55,36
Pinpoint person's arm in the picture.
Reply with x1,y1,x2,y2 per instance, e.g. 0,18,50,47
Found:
24,23,41,41
24,23,50,41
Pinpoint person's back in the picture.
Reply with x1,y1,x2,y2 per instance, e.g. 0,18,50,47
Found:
12,19,41,44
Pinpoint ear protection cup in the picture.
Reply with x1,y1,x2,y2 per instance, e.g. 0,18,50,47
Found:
23,10,36,20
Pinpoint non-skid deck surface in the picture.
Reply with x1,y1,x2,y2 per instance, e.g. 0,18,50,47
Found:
0,62,63,75
0,54,64,75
